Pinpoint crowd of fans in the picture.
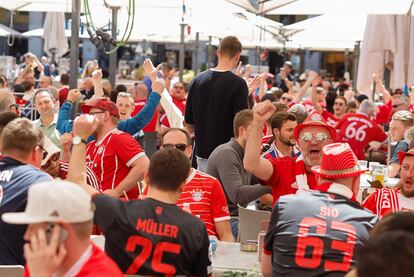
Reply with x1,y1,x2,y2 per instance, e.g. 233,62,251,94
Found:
0,35,413,276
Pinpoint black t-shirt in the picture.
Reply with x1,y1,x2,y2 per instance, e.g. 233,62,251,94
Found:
0,157,52,265
264,190,378,277
93,195,211,276
185,69,249,158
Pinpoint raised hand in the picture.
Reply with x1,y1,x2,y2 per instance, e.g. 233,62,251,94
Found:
151,80,165,95
235,61,243,77
73,114,98,140
307,70,318,81
253,100,276,123
91,69,102,82
248,74,263,95
67,89,81,103
143,59,162,82
60,133,73,154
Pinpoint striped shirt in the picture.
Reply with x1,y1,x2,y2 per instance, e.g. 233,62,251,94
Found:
362,188,414,218
59,161,101,191
86,128,146,199
176,169,231,236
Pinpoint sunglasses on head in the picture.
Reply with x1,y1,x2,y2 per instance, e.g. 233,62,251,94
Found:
281,96,293,102
41,152,60,169
162,143,188,151
300,132,330,143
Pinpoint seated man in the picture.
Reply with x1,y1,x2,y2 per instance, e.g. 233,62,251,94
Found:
207,109,272,238
161,128,233,241
387,110,414,177
2,181,122,276
67,115,211,276
363,148,414,217
262,143,377,276
262,111,300,159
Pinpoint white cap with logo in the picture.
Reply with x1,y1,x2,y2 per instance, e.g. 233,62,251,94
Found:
2,180,94,224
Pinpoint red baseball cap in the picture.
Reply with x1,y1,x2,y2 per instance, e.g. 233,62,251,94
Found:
81,97,120,118
293,111,336,140
398,148,414,165
312,142,367,179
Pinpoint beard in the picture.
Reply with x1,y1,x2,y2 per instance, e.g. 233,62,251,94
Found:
280,136,296,147
401,179,414,198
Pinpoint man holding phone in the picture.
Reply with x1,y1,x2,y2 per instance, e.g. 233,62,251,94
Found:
2,181,122,277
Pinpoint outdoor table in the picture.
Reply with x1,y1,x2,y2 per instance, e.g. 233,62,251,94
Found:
212,241,262,277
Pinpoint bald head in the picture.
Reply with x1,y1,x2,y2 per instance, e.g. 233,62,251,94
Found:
134,84,149,101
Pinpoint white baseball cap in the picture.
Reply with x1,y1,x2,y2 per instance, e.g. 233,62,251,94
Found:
41,136,60,167
2,180,94,224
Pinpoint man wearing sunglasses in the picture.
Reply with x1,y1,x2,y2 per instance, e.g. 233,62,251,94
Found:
0,118,52,265
244,101,336,205
39,136,101,191
159,128,234,242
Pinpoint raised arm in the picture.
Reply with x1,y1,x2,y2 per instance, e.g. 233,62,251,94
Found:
243,100,276,181
374,73,391,104
67,114,99,195
293,70,317,104
311,75,323,111
56,89,81,134
91,69,104,98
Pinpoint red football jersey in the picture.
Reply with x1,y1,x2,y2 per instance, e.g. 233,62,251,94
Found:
176,169,230,236
374,100,392,125
261,156,318,205
132,100,158,132
86,129,146,199
335,113,387,160
160,97,186,128
321,110,339,127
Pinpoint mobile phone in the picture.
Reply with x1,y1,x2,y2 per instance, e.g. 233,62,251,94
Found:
45,223,68,244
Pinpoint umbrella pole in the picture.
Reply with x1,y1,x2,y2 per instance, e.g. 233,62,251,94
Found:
109,7,119,88
69,0,81,89
179,23,186,82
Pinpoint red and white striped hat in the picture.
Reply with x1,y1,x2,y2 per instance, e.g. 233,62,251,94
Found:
312,142,367,179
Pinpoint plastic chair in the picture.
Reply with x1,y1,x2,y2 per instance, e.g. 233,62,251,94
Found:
0,265,24,277
237,204,271,242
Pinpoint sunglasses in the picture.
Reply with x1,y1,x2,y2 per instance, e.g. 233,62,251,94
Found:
300,132,330,143
162,143,188,151
37,145,48,160
281,96,293,102
41,152,60,169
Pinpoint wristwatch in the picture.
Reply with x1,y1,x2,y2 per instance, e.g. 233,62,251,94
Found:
73,136,88,145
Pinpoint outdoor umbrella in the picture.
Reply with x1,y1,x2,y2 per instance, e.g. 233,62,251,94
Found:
43,11,68,59
357,14,414,95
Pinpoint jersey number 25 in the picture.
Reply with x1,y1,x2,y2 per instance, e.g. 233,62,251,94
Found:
125,235,181,275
